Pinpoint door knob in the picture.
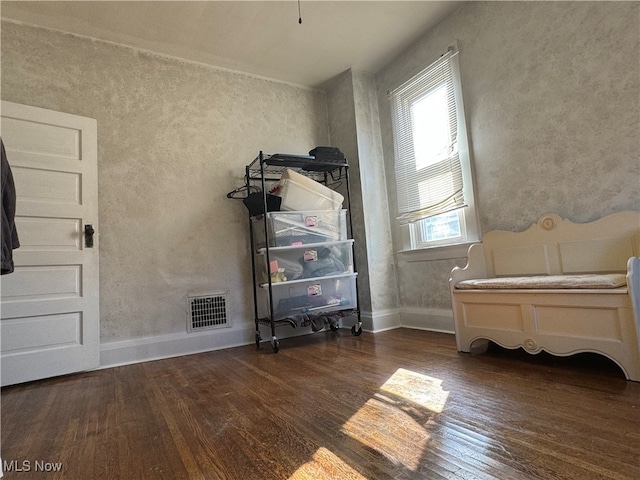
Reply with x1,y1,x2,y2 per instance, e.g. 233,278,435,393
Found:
84,224,95,248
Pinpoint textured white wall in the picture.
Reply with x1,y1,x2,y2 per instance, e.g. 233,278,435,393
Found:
351,70,398,316
324,69,399,331
3,1,638,344
1,21,329,343
376,1,640,311
323,70,372,313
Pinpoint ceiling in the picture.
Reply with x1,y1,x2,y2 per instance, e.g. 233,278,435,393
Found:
1,1,462,88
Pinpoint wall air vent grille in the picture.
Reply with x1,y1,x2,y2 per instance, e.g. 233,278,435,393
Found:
187,292,230,332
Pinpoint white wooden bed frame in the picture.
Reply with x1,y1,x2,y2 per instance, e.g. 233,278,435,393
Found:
449,211,640,381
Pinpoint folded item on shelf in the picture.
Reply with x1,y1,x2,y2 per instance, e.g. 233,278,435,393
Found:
272,257,304,281
300,246,346,278
309,146,346,163
276,294,314,314
280,310,351,332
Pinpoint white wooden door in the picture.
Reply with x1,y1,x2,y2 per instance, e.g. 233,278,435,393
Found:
0,101,99,386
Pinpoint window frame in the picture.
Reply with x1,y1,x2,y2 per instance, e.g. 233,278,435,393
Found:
390,45,480,260
411,210,466,249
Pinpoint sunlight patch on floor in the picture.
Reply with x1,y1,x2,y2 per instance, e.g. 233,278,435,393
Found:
288,447,368,480
380,368,449,413
341,368,449,470
342,396,428,470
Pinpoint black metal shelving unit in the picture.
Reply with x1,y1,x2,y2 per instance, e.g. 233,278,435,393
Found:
245,151,362,352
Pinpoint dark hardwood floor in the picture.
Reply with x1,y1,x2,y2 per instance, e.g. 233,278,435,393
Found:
1,329,639,479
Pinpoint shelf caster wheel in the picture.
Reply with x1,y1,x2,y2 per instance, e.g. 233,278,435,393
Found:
351,324,363,336
255,333,262,348
329,323,339,332
271,337,280,353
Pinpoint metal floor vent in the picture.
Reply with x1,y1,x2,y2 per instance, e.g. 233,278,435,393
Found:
187,292,230,332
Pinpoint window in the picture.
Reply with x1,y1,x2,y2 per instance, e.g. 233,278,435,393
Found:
389,45,479,255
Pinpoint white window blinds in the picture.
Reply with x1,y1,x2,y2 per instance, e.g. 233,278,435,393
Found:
389,47,465,225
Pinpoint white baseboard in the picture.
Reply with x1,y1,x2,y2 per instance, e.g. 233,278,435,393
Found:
100,325,253,369
100,320,347,368
400,307,455,334
99,309,453,370
358,309,402,333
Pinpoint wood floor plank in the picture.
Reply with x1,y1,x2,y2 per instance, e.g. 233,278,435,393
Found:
1,329,639,479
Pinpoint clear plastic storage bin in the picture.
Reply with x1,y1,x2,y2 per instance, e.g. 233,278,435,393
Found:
270,168,344,211
256,239,354,284
258,273,358,320
252,209,347,248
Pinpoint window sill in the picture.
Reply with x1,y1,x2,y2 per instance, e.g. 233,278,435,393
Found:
399,242,474,262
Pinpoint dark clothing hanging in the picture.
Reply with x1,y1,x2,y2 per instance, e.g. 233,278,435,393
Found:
1,137,20,275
